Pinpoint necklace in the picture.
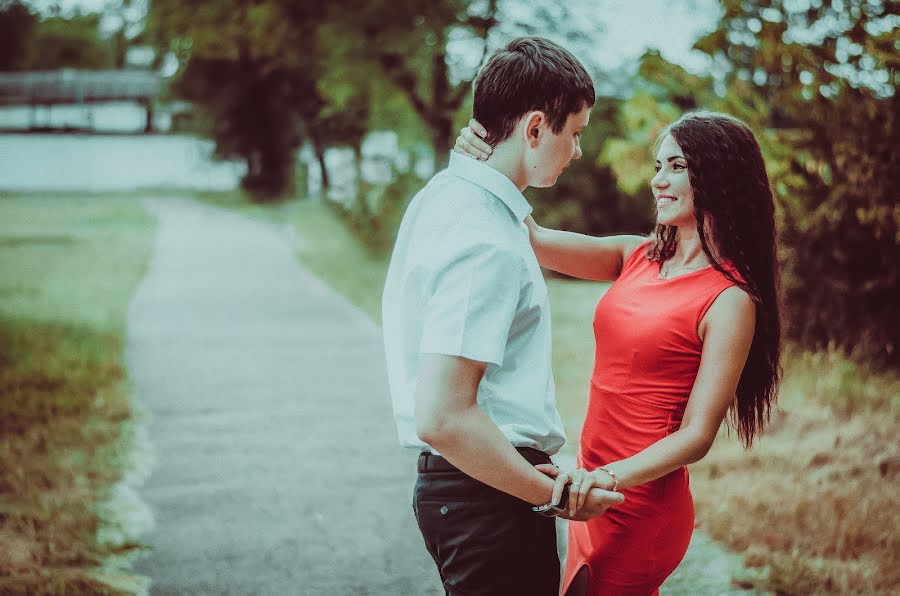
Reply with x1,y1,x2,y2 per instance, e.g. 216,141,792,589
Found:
658,260,710,279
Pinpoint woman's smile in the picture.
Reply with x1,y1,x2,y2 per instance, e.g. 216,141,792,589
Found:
656,194,677,207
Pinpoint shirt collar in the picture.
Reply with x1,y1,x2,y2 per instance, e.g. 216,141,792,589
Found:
447,152,533,222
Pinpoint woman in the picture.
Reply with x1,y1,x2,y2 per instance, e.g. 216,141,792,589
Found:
454,111,781,595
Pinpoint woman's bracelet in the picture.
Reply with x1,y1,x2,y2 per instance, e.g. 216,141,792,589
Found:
596,466,619,492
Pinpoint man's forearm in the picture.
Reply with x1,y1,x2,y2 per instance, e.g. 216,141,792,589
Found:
421,403,556,506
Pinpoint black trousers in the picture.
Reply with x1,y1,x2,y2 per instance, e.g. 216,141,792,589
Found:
412,448,560,596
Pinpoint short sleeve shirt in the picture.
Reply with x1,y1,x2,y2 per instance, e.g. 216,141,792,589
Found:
382,152,565,455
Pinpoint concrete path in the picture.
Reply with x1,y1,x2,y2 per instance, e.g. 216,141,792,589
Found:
128,197,440,595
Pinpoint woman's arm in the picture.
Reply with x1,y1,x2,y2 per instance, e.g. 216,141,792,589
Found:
568,286,756,507
452,119,646,281
527,216,646,282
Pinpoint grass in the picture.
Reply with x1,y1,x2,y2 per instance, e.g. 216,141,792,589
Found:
0,194,155,594
200,193,899,595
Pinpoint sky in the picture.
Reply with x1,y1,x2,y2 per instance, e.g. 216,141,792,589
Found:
589,0,721,72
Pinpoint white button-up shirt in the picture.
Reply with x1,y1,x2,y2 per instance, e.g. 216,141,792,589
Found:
382,152,566,455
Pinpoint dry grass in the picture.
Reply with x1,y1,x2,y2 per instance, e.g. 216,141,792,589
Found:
692,367,900,594
0,195,154,594
207,194,900,594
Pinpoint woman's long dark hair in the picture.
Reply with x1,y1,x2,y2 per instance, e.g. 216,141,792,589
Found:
648,111,781,447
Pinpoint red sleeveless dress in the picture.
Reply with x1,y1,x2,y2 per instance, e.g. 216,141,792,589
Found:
561,241,742,595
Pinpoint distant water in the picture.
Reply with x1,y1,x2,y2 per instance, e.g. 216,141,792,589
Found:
0,102,169,134
0,103,432,195
0,102,243,192
0,134,245,192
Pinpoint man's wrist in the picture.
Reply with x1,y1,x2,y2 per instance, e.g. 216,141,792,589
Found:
532,483,570,517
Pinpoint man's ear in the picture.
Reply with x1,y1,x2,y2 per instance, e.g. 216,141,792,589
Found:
522,111,545,148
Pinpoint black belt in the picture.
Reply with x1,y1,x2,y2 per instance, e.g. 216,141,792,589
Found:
417,447,550,473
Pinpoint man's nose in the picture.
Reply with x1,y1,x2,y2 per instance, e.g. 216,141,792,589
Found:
573,144,583,160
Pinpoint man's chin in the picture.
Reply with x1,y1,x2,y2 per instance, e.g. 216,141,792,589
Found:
534,174,560,188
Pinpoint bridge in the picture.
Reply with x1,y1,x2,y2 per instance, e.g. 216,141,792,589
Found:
0,69,162,132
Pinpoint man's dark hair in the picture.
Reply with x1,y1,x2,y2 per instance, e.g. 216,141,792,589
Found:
473,37,595,146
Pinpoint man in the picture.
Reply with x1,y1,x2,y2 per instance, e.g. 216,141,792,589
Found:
382,37,624,595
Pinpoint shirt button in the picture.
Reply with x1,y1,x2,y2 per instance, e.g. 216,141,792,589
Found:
440,505,449,515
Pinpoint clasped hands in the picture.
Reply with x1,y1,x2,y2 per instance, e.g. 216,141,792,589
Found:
535,464,624,521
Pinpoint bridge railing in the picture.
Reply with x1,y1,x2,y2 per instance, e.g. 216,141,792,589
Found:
0,69,161,106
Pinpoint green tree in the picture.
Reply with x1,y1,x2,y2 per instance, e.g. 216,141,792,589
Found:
693,0,899,368
605,0,898,367
150,1,317,198
0,2,115,71
150,0,377,198
318,0,498,171
28,13,115,69
102,0,146,69
151,0,602,198
323,0,603,170
0,1,37,70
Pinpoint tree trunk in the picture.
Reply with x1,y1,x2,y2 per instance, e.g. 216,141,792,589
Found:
144,101,154,133
431,114,454,172
312,138,329,194
352,141,363,206
114,29,127,69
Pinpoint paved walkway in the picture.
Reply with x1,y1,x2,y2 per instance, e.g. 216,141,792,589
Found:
128,197,759,595
128,197,440,594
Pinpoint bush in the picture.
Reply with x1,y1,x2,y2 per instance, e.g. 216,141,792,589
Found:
332,167,422,255
776,93,899,370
